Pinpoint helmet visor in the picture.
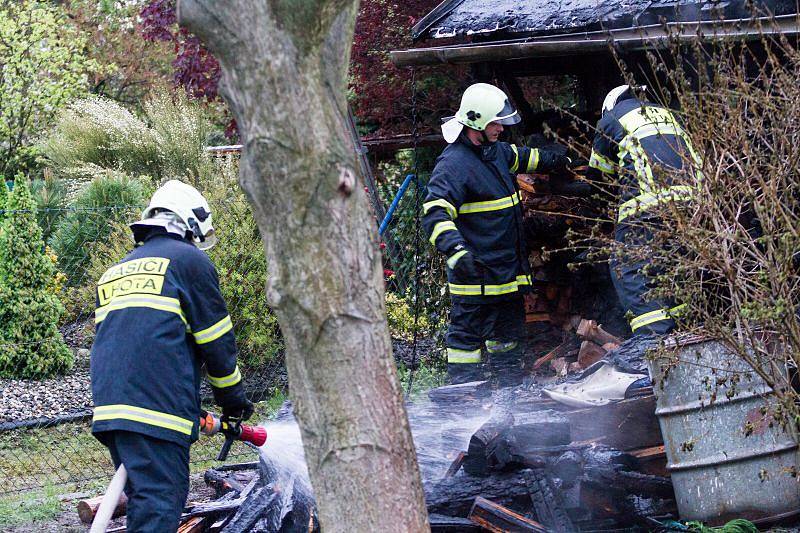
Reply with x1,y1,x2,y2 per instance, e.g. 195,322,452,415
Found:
196,229,218,251
494,100,521,126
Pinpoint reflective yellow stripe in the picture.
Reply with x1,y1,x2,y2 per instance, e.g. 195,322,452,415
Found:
429,221,457,245
486,340,518,353
447,250,468,269
208,365,242,388
589,150,615,174
95,295,186,324
617,185,695,223
449,283,483,296
459,192,520,214
526,148,540,172
618,106,680,134
93,404,194,435
423,199,458,219
510,144,520,173
630,304,686,331
449,275,530,296
194,315,233,345
447,347,482,364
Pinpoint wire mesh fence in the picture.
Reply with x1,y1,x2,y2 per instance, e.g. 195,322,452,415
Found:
0,149,446,497
0,169,283,496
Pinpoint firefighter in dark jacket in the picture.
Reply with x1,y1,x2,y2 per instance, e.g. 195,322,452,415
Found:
588,85,703,335
90,180,253,533
424,83,569,385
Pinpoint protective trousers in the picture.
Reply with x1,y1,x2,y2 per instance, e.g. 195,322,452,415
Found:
610,221,682,336
97,430,190,533
446,295,525,387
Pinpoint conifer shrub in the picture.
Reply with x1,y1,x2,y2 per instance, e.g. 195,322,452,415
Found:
49,172,147,286
0,178,72,378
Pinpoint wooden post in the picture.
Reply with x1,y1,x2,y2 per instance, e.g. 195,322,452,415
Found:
468,496,548,533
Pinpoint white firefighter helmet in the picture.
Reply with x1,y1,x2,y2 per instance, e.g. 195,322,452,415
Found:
139,180,216,250
441,83,521,143
601,84,647,116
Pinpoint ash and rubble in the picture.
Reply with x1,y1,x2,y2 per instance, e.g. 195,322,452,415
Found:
198,335,672,531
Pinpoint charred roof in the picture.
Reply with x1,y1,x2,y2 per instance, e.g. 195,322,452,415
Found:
412,0,797,41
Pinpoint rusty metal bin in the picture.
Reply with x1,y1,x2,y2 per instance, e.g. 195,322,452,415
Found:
648,337,800,524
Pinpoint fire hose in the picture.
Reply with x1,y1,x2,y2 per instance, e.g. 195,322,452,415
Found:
90,410,267,533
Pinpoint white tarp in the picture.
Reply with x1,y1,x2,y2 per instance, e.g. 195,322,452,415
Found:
543,362,646,408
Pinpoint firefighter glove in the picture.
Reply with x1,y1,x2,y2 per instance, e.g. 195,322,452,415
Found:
450,250,486,280
215,384,254,421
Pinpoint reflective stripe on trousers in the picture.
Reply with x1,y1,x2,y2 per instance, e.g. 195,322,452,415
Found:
93,404,194,435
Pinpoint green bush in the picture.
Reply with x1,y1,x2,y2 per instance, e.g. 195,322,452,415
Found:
49,172,147,286
30,172,67,242
0,179,72,378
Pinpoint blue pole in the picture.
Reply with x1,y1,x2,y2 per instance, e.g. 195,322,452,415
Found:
379,174,415,236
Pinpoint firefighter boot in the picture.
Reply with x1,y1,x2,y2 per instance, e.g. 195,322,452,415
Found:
486,340,523,388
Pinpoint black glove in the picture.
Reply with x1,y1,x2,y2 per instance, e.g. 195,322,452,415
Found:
451,250,486,280
215,384,254,422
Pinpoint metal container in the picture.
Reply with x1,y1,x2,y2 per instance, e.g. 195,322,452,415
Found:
649,337,800,524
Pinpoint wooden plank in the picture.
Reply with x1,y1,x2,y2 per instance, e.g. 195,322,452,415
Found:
629,445,668,477
566,395,663,450
177,516,205,533
468,496,548,533
444,451,466,478
533,337,580,370
429,513,483,533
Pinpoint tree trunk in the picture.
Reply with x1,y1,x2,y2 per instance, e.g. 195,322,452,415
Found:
178,2,429,532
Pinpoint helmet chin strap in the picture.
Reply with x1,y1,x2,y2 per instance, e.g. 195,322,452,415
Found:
480,129,493,144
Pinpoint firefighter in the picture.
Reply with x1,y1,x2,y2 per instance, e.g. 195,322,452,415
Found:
588,85,703,335
90,180,253,532
424,83,570,386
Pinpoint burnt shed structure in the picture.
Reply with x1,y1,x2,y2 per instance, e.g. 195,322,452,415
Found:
390,0,799,334
392,0,799,111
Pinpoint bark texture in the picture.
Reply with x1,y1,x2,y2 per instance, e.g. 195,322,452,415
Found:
178,2,429,531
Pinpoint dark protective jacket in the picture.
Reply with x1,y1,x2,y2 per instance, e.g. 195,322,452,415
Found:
588,97,703,223
91,232,243,446
423,135,567,303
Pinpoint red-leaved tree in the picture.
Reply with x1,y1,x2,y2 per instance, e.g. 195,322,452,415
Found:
140,0,458,136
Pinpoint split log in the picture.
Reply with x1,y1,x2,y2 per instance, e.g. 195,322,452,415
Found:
581,447,674,499
465,411,569,475
551,451,582,488
444,451,466,478
576,319,622,346
551,358,569,375
566,395,662,450
178,517,205,533
526,470,576,533
533,337,580,370
468,496,547,533
429,513,482,532
463,413,514,476
77,493,128,524
220,486,277,533
425,469,535,517
205,468,245,497
577,340,606,369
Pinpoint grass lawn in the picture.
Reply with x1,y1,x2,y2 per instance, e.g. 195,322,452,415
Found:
0,392,286,529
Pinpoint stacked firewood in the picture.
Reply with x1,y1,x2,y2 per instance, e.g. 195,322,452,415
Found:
532,318,622,377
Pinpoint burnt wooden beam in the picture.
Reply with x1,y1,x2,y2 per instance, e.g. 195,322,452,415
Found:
425,469,535,517
469,496,548,533
566,395,662,450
